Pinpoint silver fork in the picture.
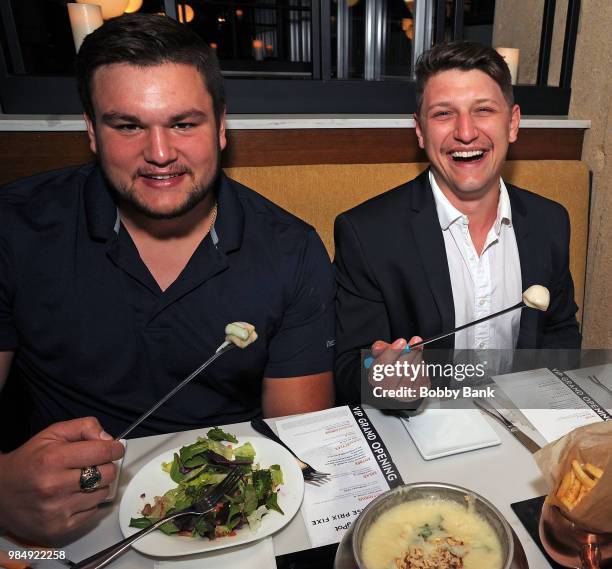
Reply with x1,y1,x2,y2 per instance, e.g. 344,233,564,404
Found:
71,468,242,569
250,418,330,482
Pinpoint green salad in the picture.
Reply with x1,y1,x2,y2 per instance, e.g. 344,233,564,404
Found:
129,428,284,539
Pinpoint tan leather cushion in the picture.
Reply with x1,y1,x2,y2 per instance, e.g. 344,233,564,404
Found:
225,160,589,321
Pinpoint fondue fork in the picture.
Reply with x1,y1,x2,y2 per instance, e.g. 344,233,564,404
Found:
364,285,550,369
116,341,235,440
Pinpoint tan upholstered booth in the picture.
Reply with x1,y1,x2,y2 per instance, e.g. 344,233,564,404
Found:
226,160,590,322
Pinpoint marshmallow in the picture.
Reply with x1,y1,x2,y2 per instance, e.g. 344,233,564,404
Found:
522,285,550,311
225,322,258,348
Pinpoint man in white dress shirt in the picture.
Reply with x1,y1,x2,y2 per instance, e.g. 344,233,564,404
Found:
333,41,581,403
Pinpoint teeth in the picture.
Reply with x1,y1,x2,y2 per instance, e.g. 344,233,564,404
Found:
145,173,181,180
451,150,484,158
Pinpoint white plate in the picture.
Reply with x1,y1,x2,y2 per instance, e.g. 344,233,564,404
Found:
401,408,501,460
118,436,304,557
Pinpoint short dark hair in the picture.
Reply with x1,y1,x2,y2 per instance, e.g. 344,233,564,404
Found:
76,14,225,128
415,41,513,114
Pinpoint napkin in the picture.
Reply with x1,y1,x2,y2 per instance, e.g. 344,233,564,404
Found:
154,537,276,569
401,408,501,460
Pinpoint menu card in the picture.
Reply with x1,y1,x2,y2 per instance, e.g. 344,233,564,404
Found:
274,406,403,547
492,364,612,443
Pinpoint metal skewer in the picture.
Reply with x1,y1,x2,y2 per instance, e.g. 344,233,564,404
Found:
364,300,525,369
406,300,524,352
116,341,235,440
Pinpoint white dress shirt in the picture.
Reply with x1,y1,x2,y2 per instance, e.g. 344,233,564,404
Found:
429,171,522,349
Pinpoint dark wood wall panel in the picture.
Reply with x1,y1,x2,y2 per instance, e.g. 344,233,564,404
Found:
0,132,94,186
0,128,585,186
223,129,429,165
509,128,585,160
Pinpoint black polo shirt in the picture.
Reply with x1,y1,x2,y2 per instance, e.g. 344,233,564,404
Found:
0,164,335,444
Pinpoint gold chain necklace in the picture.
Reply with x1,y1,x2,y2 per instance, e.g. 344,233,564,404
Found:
207,202,218,235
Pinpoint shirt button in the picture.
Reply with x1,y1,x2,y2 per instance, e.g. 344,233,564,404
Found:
479,342,486,348
479,299,486,306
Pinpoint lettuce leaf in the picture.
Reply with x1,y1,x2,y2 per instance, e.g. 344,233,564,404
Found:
246,505,269,532
207,427,239,443
270,464,283,487
265,491,284,515
179,439,211,463
207,439,234,459
233,442,256,463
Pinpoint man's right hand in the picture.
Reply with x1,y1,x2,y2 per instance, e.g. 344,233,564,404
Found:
368,336,429,403
0,417,125,545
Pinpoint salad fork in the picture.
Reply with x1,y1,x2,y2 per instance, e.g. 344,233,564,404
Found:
71,468,242,569
250,418,330,482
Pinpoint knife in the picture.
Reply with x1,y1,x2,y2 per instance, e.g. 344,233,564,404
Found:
472,398,541,454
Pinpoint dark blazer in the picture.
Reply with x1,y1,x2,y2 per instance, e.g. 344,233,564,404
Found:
333,169,581,403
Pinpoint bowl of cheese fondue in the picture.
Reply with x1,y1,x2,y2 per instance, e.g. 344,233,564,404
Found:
335,483,519,569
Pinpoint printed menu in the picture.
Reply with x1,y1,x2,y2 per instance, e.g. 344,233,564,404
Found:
492,364,612,443
274,406,403,547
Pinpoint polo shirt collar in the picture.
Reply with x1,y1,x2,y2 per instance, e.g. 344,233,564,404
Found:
84,164,119,242
84,165,245,252
214,172,245,254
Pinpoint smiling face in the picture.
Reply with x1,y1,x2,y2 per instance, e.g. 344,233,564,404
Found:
414,68,520,203
85,62,226,219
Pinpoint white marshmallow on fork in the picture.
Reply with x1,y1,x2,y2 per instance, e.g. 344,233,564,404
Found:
224,322,258,348
522,285,550,311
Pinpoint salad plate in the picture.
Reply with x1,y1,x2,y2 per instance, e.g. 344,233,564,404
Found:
118,435,304,557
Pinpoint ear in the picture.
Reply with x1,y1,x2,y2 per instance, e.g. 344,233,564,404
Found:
84,113,98,155
414,112,425,149
218,109,227,151
508,104,520,143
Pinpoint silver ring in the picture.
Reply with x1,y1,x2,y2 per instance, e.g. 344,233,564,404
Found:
80,466,102,493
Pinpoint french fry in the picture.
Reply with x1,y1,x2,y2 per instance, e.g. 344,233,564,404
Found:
556,461,604,511
556,470,574,499
566,475,582,502
572,460,596,490
575,485,589,506
585,462,603,479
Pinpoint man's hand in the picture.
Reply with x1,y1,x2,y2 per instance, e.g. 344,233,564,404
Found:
368,336,429,403
0,417,125,545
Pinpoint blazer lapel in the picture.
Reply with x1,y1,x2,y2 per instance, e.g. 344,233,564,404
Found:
509,185,541,348
408,171,456,340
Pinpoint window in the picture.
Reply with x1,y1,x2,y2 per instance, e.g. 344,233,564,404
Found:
0,0,580,114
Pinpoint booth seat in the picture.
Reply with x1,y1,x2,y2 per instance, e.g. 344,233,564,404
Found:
226,160,590,322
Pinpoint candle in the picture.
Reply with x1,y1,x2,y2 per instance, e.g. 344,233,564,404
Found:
253,39,264,61
67,3,103,52
178,4,195,23
124,0,143,13
495,47,520,85
76,0,129,20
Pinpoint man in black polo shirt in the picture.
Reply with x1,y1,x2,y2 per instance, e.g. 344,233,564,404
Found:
0,15,334,544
